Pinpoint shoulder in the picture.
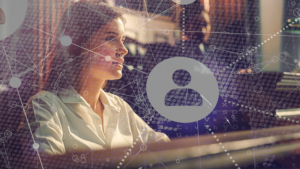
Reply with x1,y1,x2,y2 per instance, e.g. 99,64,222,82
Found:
28,90,61,105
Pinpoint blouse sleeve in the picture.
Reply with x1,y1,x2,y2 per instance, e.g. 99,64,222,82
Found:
120,97,171,144
17,92,66,156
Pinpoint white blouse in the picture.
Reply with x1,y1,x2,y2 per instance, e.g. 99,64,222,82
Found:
19,86,170,156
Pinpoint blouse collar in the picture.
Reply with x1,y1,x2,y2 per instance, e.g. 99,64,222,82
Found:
57,85,120,111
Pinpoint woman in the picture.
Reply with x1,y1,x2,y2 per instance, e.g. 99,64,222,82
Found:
18,1,170,156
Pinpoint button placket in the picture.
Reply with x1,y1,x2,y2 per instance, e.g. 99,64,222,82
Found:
81,102,106,140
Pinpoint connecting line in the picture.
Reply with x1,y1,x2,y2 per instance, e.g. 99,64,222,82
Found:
222,62,237,94
0,148,9,168
2,143,10,168
43,44,63,69
135,76,150,112
123,149,143,169
259,60,274,71
27,23,149,75
266,72,280,111
110,81,137,93
24,24,121,69
12,33,36,67
149,4,179,21
137,4,179,28
78,3,120,22
165,88,182,101
69,42,149,75
0,50,39,74
40,40,61,65
277,59,300,84
185,89,188,106
122,0,140,17
1,44,44,169
216,48,241,54
268,87,298,113
149,0,164,18
122,96,149,113
146,35,157,64
202,51,211,63
110,92,135,98
213,53,220,75
146,150,168,169
131,67,148,74
143,0,150,20
200,94,212,106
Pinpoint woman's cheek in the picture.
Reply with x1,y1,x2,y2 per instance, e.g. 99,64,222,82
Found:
92,55,111,68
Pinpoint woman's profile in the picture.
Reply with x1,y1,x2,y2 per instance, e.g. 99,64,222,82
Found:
17,1,170,156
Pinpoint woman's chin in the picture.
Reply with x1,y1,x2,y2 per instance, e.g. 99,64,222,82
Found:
110,72,122,80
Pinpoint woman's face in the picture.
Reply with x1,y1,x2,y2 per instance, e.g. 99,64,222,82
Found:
83,17,128,81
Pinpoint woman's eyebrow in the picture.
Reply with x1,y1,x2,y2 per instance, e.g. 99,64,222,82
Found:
104,31,118,35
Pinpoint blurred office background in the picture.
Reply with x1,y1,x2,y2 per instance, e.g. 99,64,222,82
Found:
1,0,299,137
1,1,300,169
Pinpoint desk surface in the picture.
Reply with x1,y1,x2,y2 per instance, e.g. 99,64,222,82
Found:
17,125,300,169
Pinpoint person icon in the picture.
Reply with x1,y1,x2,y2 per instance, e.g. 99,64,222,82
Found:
0,8,5,24
147,57,219,123
164,69,203,106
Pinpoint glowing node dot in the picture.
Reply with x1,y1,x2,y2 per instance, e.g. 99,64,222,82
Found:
60,36,72,46
127,65,134,71
105,56,111,61
33,143,39,150
9,77,21,88
172,0,196,5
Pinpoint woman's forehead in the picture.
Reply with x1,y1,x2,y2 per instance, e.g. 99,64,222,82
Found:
97,18,125,36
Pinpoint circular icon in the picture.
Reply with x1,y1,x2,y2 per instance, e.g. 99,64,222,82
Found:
253,84,263,93
140,144,147,151
147,57,219,123
9,101,16,108
0,0,28,40
278,52,287,61
247,46,257,55
172,0,196,5
293,8,300,17
252,68,263,79
73,144,78,149
272,56,278,63
210,45,216,51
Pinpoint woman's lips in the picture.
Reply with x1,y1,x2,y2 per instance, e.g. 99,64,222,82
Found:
113,62,123,68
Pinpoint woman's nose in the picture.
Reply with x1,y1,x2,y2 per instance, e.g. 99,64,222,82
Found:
116,43,128,57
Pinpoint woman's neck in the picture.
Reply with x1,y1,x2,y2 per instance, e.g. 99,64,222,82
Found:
79,77,106,111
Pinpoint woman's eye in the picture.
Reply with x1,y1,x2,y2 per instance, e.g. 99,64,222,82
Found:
106,36,116,41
